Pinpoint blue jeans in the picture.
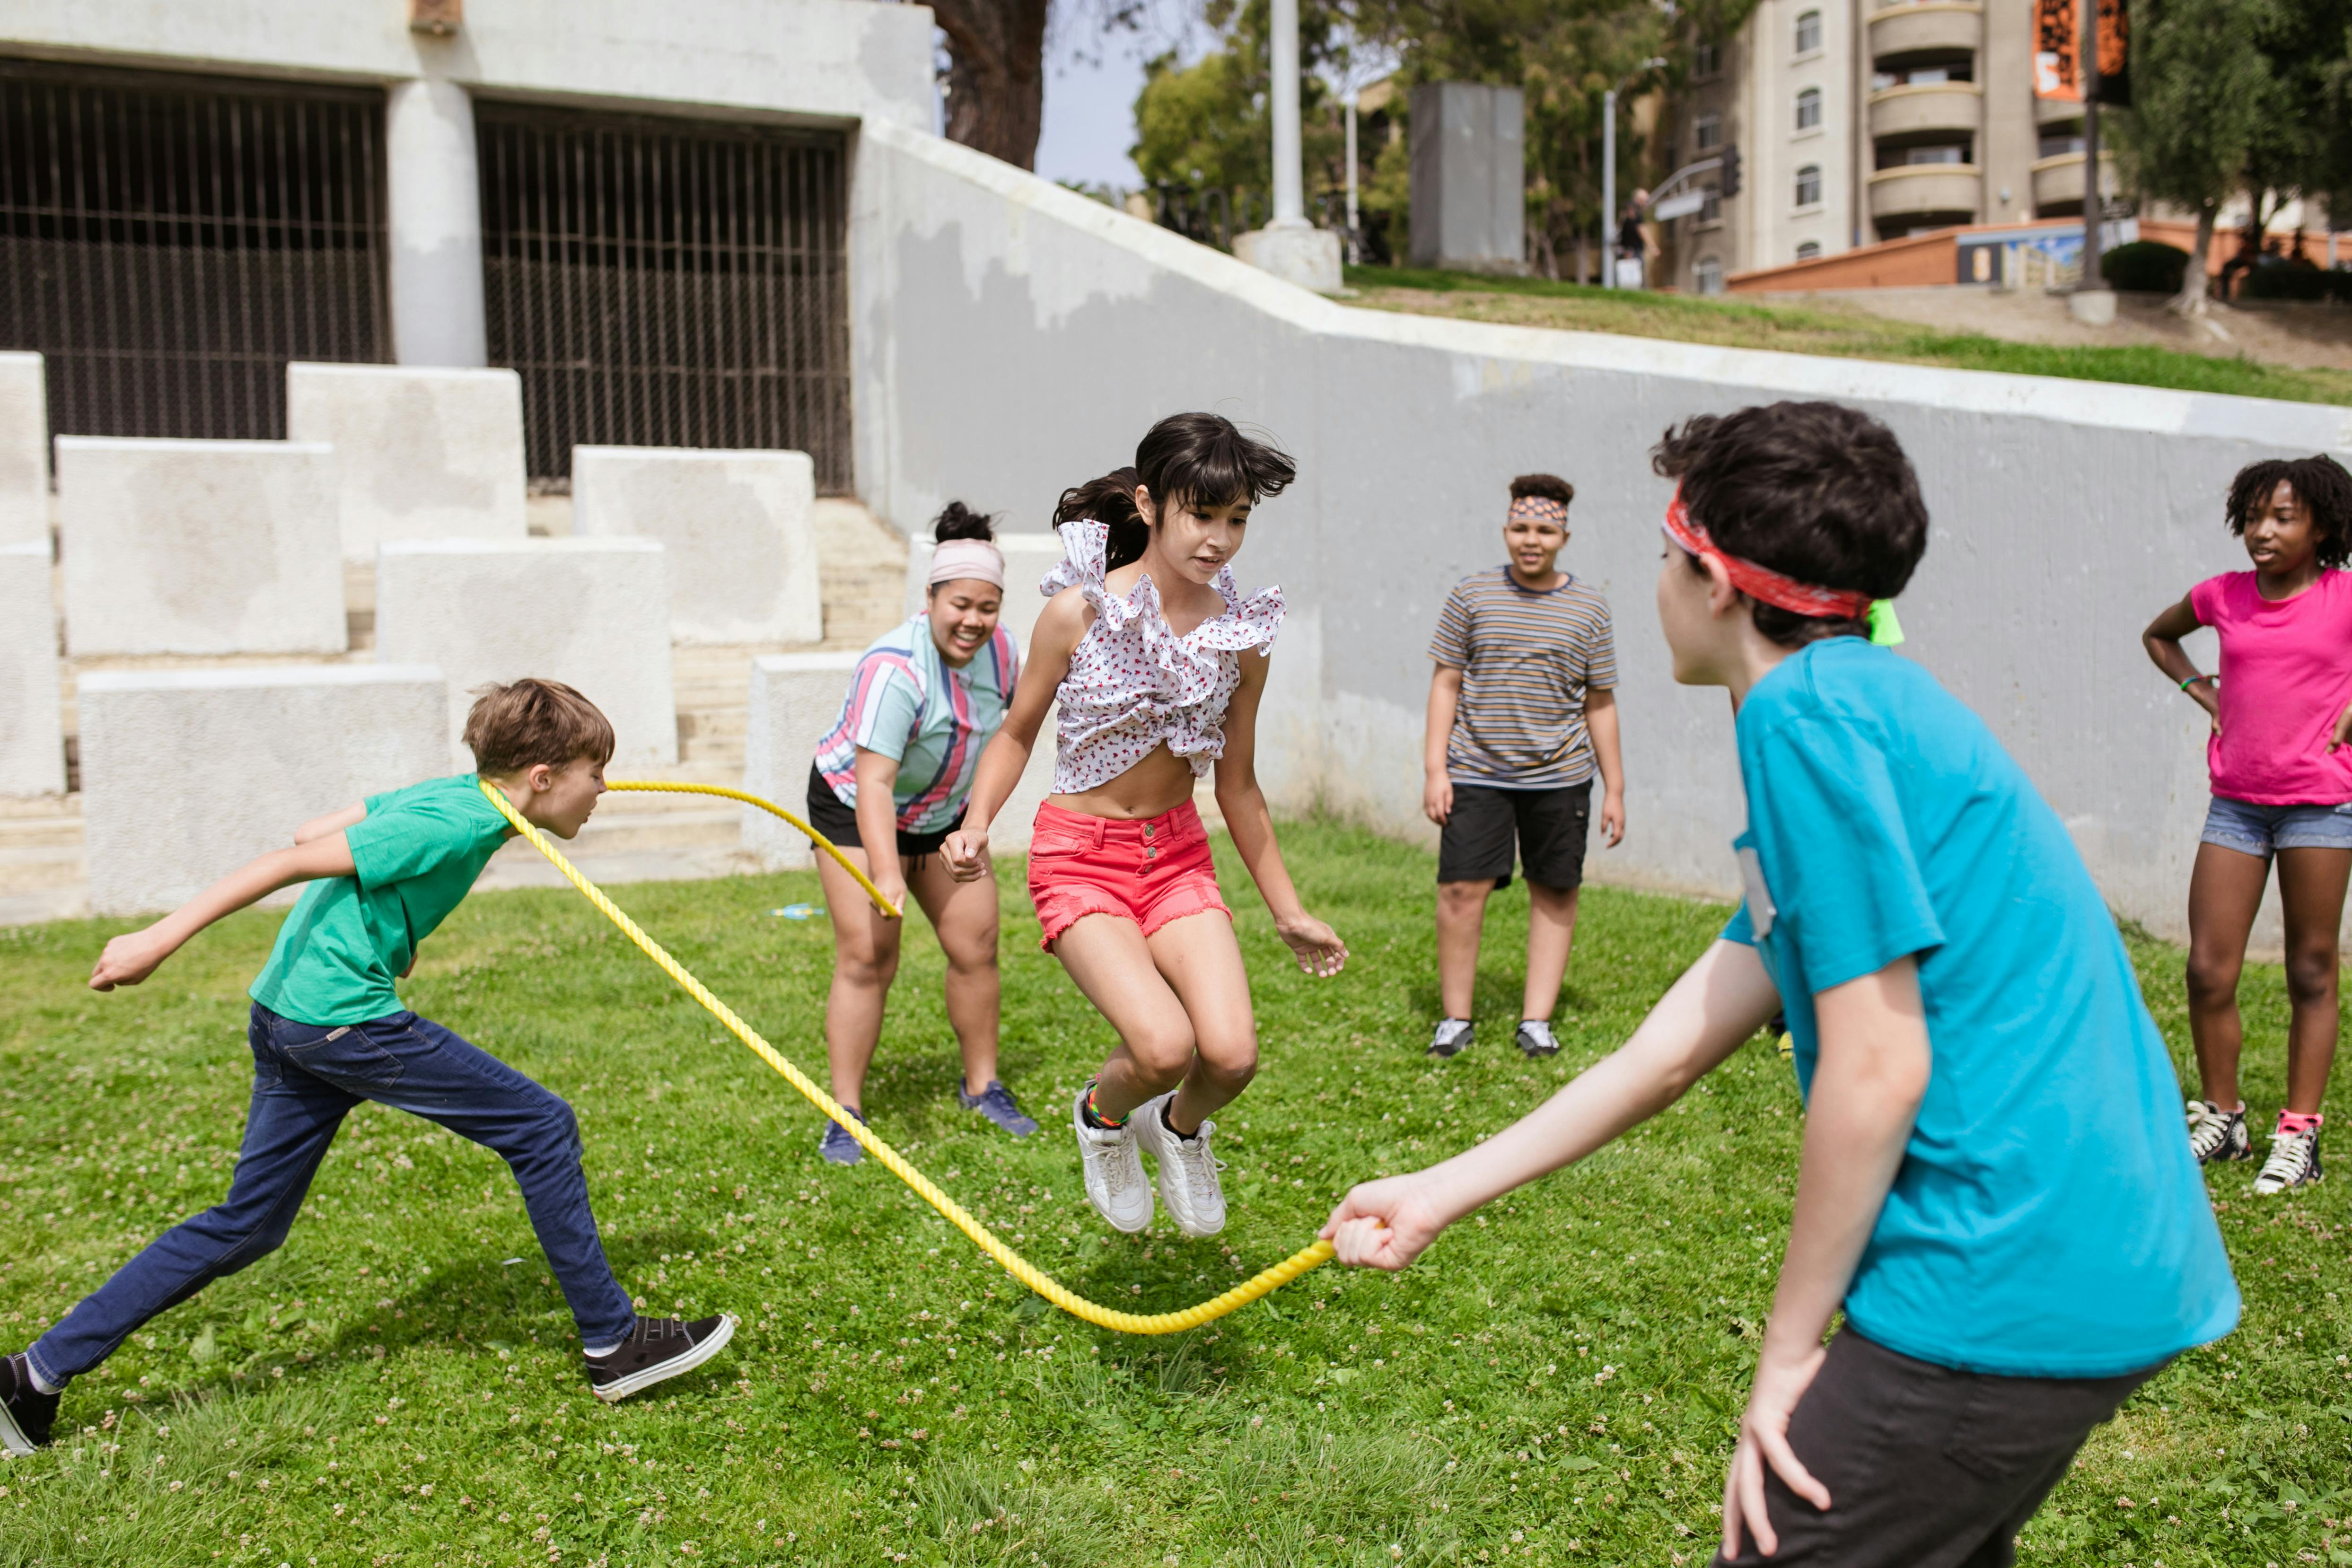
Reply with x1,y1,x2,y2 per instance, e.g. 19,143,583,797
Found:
2201,795,2352,858
27,1005,636,1385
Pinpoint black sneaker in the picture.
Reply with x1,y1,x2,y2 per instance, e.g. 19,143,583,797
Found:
585,1314,738,1403
2254,1119,2323,1195
1515,1020,1560,1058
960,1079,1038,1137
2186,1099,2252,1165
1428,1018,1474,1059
0,1352,60,1456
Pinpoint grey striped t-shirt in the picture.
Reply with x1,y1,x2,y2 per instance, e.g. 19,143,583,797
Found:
1429,567,1617,788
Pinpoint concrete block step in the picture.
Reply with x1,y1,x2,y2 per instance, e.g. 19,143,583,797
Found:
679,707,749,744
0,886,90,925
564,807,742,853
0,841,90,895
0,812,86,851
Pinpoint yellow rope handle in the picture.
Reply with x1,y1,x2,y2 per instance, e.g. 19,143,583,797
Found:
480,778,1334,1334
607,779,903,920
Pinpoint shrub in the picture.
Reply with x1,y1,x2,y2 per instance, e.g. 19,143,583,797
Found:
2242,265,2333,302
2101,240,2190,294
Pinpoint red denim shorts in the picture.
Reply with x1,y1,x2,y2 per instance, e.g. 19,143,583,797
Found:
1025,798,1230,951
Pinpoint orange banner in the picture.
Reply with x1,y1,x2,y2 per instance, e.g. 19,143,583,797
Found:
2036,0,2129,104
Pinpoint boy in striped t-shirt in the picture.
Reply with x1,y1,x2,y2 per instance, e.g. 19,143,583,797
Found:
1422,474,1625,1060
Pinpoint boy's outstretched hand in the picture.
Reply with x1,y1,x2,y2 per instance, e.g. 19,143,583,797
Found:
1320,1175,1448,1270
91,927,174,991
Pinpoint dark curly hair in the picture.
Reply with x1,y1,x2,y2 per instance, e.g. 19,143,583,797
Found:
2225,455,2352,570
1651,401,1929,649
931,500,997,543
1509,473,1575,508
1054,467,1145,569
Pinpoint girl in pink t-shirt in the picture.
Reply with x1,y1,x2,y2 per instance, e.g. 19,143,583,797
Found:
2144,454,2352,1195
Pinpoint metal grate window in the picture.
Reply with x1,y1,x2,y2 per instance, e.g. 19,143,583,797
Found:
0,60,387,444
475,102,851,489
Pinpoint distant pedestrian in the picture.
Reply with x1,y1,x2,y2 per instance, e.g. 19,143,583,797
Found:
1422,473,1624,1061
806,502,1038,1166
2141,453,2352,1194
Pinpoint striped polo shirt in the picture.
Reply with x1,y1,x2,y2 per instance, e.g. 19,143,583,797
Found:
1429,567,1617,789
814,615,1019,832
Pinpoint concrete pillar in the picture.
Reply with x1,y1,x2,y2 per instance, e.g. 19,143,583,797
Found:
1269,0,1305,228
386,79,488,368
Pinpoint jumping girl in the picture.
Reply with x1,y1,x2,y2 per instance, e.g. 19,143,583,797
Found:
2144,453,2352,1194
806,502,1038,1166
942,412,1348,1237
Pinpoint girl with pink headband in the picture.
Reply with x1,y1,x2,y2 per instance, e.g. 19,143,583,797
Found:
944,412,1348,1239
804,502,1039,1165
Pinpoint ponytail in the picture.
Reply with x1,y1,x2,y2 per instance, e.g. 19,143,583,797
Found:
1053,467,1147,571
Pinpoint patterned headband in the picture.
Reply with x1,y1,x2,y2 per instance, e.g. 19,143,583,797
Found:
1661,487,1874,622
1508,495,1570,525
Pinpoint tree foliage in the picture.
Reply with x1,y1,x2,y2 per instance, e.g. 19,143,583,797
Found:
2108,0,2352,308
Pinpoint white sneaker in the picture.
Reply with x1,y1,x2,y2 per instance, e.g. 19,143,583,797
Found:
2253,1120,2324,1195
1072,1086,1153,1233
1133,1092,1228,1238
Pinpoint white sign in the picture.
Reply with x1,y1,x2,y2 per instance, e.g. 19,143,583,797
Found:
1651,190,1707,221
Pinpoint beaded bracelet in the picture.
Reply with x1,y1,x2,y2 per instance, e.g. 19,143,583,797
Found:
2179,674,2214,691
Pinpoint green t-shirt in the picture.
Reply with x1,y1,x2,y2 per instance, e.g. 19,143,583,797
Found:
247,773,513,1026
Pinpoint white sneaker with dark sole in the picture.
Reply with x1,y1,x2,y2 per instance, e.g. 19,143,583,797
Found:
1072,1086,1153,1233
1133,1093,1228,1238
2253,1123,2324,1195
585,1314,737,1402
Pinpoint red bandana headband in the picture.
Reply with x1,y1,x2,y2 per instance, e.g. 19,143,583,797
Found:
1662,488,1874,622
1508,495,1569,525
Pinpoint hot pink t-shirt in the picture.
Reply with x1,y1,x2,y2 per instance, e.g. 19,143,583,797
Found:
2190,570,2352,805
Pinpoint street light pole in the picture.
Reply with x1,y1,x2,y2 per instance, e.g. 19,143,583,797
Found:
1602,88,1618,289
2080,0,2103,289
1599,59,1667,289
1345,91,1364,263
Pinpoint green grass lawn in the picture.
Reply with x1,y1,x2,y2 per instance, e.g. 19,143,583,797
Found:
0,820,2346,1567
1345,264,2352,408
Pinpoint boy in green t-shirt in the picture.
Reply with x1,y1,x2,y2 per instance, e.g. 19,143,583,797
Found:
0,681,734,1455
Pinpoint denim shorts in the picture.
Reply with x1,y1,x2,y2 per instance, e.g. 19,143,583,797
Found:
2201,795,2352,858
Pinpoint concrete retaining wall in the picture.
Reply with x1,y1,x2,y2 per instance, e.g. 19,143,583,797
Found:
852,117,2352,951
288,363,527,558
743,650,1058,867
78,665,448,916
573,447,821,645
0,353,44,551
54,438,345,657
374,538,678,770
0,542,64,797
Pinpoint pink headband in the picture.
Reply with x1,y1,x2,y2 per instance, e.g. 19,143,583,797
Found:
1509,495,1570,525
1662,488,1873,622
928,538,1005,591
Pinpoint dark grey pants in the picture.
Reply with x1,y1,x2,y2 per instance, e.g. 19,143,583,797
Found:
1711,1329,2163,1568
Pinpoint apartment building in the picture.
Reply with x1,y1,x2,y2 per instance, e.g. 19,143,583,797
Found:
1660,0,2107,291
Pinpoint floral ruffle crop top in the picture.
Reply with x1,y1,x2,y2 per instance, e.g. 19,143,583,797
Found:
1039,518,1284,794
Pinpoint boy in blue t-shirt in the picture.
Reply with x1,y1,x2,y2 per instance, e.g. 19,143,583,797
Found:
0,681,735,1456
1322,403,2238,1566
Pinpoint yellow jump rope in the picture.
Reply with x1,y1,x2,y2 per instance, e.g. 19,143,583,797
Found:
477,778,1335,1335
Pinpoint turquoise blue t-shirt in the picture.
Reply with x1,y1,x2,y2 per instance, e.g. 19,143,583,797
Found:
1720,639,2238,1378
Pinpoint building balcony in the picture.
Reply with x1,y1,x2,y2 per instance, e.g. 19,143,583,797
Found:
1868,163,1982,223
2030,150,2115,214
1869,1,1983,63
1868,82,1983,142
2035,93,2081,130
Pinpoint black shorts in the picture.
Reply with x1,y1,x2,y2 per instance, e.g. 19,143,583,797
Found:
1710,1329,2164,1568
1436,780,1590,890
804,765,965,858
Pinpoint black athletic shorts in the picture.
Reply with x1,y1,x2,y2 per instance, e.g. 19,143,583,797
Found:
804,765,965,858
1436,779,1590,890
1709,1329,2164,1568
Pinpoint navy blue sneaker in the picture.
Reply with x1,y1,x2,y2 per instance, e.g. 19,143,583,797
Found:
960,1079,1038,1137
819,1107,867,1166
0,1352,60,1456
